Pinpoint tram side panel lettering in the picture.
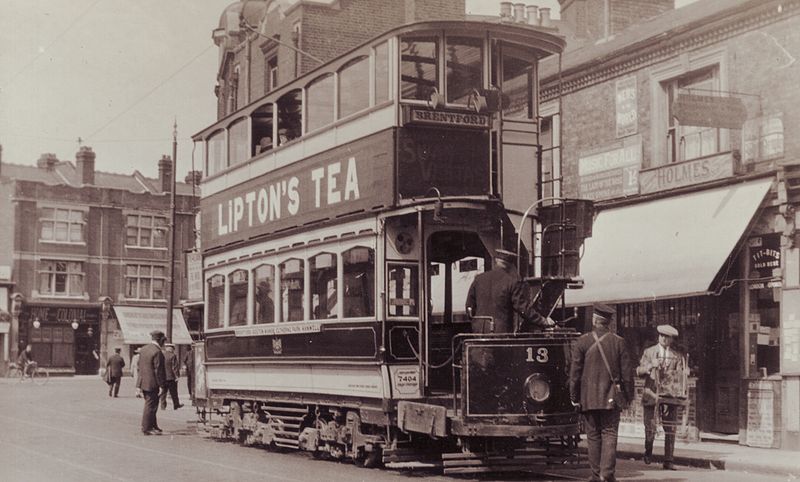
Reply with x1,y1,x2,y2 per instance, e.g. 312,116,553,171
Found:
202,130,395,250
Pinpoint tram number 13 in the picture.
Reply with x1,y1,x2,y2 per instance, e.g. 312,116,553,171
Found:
526,347,549,363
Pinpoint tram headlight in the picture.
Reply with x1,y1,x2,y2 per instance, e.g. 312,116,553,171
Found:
524,373,551,403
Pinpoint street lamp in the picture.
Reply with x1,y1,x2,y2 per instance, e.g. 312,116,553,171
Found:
99,296,113,362
71,320,79,330
32,317,40,329
10,292,24,362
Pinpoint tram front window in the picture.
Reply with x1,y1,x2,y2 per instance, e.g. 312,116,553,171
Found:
387,264,419,317
427,231,488,324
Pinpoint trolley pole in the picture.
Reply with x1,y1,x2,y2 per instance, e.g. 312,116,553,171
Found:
166,120,178,343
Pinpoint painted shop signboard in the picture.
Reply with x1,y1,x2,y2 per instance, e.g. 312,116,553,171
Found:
639,152,736,195
578,135,641,201
615,76,637,138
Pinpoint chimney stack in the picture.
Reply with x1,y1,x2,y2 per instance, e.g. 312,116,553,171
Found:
158,155,173,193
514,3,526,22
539,7,552,27
37,153,59,171
184,170,202,186
526,5,539,26
75,146,96,185
500,2,513,21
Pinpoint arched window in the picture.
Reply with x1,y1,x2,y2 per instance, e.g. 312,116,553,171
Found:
310,252,337,320
207,274,225,329
280,258,305,322
306,74,335,132
374,42,390,104
339,56,369,118
343,247,374,318
252,103,274,156
228,118,249,167
253,264,275,324
277,89,302,145
228,270,248,326
207,130,225,176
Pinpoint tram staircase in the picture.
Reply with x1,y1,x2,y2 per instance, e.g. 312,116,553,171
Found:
261,402,306,449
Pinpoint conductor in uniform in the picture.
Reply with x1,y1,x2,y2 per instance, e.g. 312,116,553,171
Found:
138,330,166,435
636,324,686,470
569,304,634,482
465,248,554,333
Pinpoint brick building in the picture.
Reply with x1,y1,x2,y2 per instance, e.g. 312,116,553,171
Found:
542,0,800,450
0,147,200,375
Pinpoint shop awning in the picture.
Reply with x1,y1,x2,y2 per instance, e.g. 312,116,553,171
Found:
566,178,773,305
113,305,193,344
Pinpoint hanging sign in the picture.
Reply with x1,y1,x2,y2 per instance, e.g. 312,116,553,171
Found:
672,94,747,129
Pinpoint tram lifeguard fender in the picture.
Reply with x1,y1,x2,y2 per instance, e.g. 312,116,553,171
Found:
397,401,447,438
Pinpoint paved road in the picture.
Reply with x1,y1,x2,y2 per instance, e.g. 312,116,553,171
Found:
0,376,789,481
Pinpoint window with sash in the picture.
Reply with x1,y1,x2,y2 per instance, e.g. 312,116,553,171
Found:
40,207,85,243
125,264,166,300
126,214,168,248
38,260,84,296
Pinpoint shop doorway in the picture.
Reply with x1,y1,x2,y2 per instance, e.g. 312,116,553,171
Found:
73,324,100,375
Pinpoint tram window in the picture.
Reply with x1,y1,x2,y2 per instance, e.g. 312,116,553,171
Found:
445,37,483,105
207,130,225,176
228,118,249,167
253,264,275,324
252,104,274,156
374,42,390,104
228,270,248,326
280,258,305,322
277,90,302,143
310,253,337,320
343,247,375,318
307,74,334,132
501,46,536,120
401,36,439,101
387,263,419,317
207,275,225,329
339,56,369,119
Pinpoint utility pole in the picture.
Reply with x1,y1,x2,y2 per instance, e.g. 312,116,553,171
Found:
166,120,178,343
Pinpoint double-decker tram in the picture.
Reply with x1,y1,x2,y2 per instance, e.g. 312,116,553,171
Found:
191,19,592,474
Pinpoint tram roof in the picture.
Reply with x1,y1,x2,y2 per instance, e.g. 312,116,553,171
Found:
192,20,565,141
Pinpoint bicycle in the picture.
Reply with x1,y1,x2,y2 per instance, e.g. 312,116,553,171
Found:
7,362,49,385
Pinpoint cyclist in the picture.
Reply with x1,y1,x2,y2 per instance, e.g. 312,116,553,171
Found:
17,344,37,378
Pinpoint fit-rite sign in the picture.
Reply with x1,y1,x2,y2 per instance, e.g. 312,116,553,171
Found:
403,106,490,129
201,130,394,250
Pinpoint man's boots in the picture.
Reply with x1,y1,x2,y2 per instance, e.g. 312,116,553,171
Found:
663,433,676,470
643,439,653,465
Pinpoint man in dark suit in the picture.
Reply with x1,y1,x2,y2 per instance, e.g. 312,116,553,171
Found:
137,330,166,435
105,347,126,398
569,304,634,482
465,249,554,334
183,344,195,400
159,343,183,410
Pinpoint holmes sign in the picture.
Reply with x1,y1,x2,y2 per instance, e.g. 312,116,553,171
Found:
639,152,736,194
201,130,394,251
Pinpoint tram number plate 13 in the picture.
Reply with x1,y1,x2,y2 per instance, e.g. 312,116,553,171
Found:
526,347,549,363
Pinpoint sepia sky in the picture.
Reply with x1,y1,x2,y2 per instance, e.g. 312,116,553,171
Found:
0,0,559,178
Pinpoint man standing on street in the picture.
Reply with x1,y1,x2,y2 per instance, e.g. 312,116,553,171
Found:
105,347,125,398
183,344,195,400
465,248,554,334
160,343,184,410
569,304,634,482
637,324,687,470
138,330,166,435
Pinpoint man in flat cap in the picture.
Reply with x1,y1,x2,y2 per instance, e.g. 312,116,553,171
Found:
465,249,555,334
569,304,634,482
159,343,184,410
138,330,167,435
636,324,687,470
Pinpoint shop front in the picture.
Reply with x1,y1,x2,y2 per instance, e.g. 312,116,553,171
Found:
566,177,774,443
18,304,101,375
111,305,193,372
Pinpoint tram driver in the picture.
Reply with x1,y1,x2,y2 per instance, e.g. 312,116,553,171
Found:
465,249,555,334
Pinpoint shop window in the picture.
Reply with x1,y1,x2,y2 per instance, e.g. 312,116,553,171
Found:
277,89,302,144
125,214,167,248
665,67,723,163
401,36,439,101
343,247,374,318
445,36,483,105
374,42,390,105
253,264,275,324
306,74,335,132
252,103,274,156
501,45,536,120
228,270,248,326
125,264,166,300
280,258,305,322
40,207,85,243
310,253,337,320
207,130,226,176
207,275,225,329
38,260,84,297
228,117,249,167
387,263,419,317
339,56,369,119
